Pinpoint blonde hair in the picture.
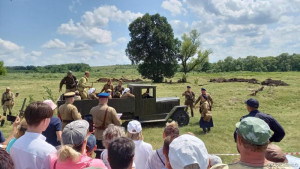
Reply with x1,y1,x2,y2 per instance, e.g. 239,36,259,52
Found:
102,124,125,148
166,121,178,128
57,145,81,162
15,119,28,139
127,131,143,141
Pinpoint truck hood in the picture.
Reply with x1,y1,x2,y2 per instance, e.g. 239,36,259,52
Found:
156,97,179,102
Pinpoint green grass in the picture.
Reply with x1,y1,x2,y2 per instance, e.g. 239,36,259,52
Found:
1,67,299,163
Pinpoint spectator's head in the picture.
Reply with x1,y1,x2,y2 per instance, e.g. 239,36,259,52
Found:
163,121,179,139
0,148,14,169
236,117,271,155
163,135,179,169
24,102,53,132
245,98,259,112
118,80,123,86
6,87,10,92
201,88,206,95
97,93,109,104
108,137,135,169
168,134,210,169
201,95,208,102
265,144,287,163
187,86,191,91
85,71,90,78
103,124,125,149
127,120,143,141
64,92,75,103
58,120,89,162
122,88,130,95
86,134,97,157
14,118,28,139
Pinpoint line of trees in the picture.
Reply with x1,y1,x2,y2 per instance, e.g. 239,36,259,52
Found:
6,63,91,73
208,53,300,72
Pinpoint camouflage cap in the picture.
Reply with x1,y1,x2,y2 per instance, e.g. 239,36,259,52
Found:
236,117,271,145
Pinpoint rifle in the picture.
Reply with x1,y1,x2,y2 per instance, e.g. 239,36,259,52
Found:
19,98,27,117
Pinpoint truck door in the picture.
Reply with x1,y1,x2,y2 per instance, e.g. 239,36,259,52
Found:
140,87,156,119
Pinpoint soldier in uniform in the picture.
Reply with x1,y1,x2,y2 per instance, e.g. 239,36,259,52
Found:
1,87,14,116
100,79,114,93
113,80,124,98
182,86,195,117
78,71,92,100
58,92,82,129
59,70,78,93
194,88,214,111
89,92,122,158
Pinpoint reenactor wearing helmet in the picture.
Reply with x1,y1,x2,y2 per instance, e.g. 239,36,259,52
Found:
100,79,114,93
78,71,92,100
58,92,82,129
182,86,195,117
1,87,14,116
59,70,78,93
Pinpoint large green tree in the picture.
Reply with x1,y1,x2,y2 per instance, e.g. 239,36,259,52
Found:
0,61,6,75
126,13,179,82
177,30,212,77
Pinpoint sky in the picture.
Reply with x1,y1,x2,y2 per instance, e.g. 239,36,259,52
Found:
0,0,300,66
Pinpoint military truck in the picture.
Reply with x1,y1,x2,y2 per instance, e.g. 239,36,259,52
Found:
57,84,190,126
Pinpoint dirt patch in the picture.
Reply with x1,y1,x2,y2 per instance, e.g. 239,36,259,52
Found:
261,78,289,86
96,77,143,83
209,78,259,84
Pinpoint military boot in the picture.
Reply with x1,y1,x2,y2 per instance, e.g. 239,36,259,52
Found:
0,119,4,127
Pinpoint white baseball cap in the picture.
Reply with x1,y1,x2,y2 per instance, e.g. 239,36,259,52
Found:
127,120,142,134
169,134,209,169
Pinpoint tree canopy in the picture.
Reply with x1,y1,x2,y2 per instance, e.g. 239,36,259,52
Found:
126,13,179,82
0,61,7,75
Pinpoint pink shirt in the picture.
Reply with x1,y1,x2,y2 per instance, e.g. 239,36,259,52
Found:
50,153,107,169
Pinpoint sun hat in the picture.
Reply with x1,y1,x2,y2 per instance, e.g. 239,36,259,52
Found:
62,120,89,145
122,88,130,95
169,134,209,169
88,88,96,95
127,120,142,134
236,117,271,145
43,100,57,110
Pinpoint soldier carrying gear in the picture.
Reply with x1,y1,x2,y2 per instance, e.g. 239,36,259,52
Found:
1,87,14,116
194,88,214,111
182,86,195,117
59,70,78,93
78,71,92,100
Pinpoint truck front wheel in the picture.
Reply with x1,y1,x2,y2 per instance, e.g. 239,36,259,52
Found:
171,110,189,126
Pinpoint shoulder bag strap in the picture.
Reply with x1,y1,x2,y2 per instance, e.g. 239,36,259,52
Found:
156,150,165,166
100,108,109,129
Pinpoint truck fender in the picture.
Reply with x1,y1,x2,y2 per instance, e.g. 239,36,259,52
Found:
165,105,187,120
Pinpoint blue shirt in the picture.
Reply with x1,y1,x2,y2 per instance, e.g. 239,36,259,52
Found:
42,116,62,147
234,110,285,142
6,137,17,153
0,130,5,143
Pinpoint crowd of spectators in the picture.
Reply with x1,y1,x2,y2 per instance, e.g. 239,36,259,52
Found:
0,98,299,169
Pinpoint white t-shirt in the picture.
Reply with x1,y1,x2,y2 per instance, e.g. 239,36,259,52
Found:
133,140,153,169
11,132,57,169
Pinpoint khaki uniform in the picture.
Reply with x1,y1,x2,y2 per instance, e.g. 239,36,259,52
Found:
89,104,122,140
88,93,98,100
59,75,77,92
100,84,113,93
78,76,89,100
113,85,124,98
58,103,82,129
182,91,195,117
195,93,213,110
121,92,135,99
1,91,14,115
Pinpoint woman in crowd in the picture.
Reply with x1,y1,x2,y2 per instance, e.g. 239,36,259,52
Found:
199,95,214,134
49,120,107,169
6,118,27,153
121,88,135,98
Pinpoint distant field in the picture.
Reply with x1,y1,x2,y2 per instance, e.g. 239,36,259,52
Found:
1,65,299,163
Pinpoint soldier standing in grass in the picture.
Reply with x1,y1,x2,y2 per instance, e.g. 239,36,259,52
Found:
59,70,78,93
1,87,14,116
78,71,92,100
58,92,82,129
182,86,195,117
100,79,114,93
194,88,214,111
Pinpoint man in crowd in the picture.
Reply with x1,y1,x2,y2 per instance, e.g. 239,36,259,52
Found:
58,92,82,129
212,117,292,169
1,87,14,116
108,137,135,169
100,79,114,93
113,80,124,98
78,71,92,100
234,98,285,143
145,121,179,169
194,88,214,110
59,70,77,93
90,92,122,158
10,102,57,169
182,86,195,117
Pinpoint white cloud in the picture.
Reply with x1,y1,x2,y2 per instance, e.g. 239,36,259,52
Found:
162,0,187,16
42,39,66,49
170,20,189,36
0,38,22,52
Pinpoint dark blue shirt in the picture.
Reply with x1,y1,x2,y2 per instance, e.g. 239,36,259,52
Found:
234,110,285,142
42,116,62,147
0,130,5,143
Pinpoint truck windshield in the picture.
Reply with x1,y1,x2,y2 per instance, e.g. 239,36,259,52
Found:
142,88,154,98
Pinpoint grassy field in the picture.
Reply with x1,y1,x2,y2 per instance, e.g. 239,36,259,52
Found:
1,65,299,163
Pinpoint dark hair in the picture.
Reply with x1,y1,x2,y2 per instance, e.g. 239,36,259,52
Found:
0,148,14,169
108,137,135,169
24,102,53,126
164,125,179,137
163,134,179,157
